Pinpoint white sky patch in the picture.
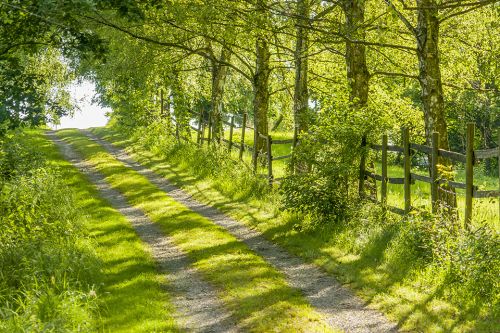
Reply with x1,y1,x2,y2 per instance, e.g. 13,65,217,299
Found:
51,80,110,129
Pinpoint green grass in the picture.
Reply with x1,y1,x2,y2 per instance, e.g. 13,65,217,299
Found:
34,130,179,332
192,125,293,179
371,162,500,230
57,128,337,333
91,126,500,333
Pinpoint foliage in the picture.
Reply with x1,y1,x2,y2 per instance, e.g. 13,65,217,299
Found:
0,131,99,331
280,96,383,222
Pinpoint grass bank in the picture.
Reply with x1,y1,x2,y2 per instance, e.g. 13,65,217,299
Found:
0,129,178,332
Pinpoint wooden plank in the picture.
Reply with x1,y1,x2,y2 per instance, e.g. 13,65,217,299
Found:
272,154,292,161
371,143,403,153
365,171,404,184
411,173,433,184
410,142,432,154
474,147,498,160
439,179,471,190
387,205,405,216
272,139,294,145
438,149,467,163
473,190,500,198
365,171,383,182
387,177,405,185
465,123,474,228
387,144,404,153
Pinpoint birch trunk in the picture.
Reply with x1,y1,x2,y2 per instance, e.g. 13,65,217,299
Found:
211,47,231,142
252,36,270,165
416,0,456,210
293,0,310,136
342,0,370,197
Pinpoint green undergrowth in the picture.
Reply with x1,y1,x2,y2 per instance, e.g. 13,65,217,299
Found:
1,129,178,332
91,125,499,333
57,128,336,333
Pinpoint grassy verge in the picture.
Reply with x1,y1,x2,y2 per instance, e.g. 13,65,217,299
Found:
32,130,178,332
91,125,499,333
57,129,336,333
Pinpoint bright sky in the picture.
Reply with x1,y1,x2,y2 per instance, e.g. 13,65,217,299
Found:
51,80,110,129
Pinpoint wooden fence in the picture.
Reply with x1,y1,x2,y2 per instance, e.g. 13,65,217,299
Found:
163,102,499,224
168,109,294,185
360,124,500,226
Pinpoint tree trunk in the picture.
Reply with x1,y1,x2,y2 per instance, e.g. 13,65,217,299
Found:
416,0,456,210
252,36,270,167
293,0,310,137
293,0,311,173
211,47,231,142
344,0,369,106
342,0,370,197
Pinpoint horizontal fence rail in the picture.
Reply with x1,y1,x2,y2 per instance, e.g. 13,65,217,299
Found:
361,123,500,227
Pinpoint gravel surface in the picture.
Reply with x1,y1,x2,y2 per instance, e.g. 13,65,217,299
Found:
48,131,239,333
84,129,400,333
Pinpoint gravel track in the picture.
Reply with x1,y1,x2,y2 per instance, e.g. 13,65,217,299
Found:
84,129,399,333
47,131,238,333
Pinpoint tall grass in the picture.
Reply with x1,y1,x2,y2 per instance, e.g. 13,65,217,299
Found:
0,131,99,332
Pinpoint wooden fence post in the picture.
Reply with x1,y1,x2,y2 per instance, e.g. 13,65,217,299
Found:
229,116,234,151
381,134,388,207
175,121,180,143
464,123,475,228
207,114,212,146
196,111,203,144
253,131,258,173
291,126,298,174
431,132,439,213
267,135,273,186
403,128,411,214
239,113,247,160
160,90,164,117
358,135,367,198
